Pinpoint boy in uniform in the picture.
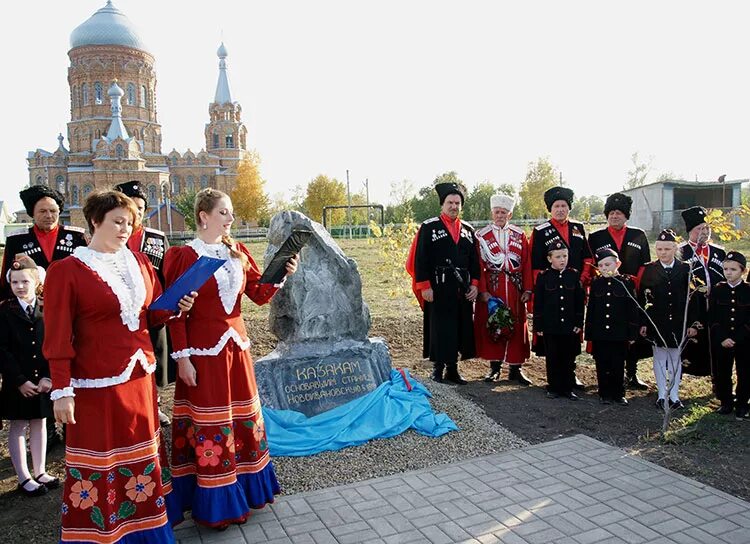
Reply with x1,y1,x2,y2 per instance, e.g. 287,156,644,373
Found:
585,248,639,405
708,251,750,420
533,241,585,400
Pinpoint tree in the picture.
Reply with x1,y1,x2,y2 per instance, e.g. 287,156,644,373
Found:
385,179,415,223
624,152,653,189
433,171,463,186
231,152,270,226
173,189,198,230
655,171,681,183
302,174,347,224
573,195,605,221
463,181,498,221
497,183,517,197
409,185,439,222
517,157,559,219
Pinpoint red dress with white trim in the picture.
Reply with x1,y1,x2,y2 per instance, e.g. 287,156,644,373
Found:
473,223,532,364
43,248,176,544
164,240,280,528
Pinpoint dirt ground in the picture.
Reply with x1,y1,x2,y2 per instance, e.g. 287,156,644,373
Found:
0,314,748,543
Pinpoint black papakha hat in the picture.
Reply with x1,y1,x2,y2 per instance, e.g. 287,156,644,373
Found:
435,182,466,205
543,186,574,212
595,247,619,263
114,180,148,202
20,185,65,216
681,206,708,234
657,229,677,242
725,251,747,269
604,192,632,219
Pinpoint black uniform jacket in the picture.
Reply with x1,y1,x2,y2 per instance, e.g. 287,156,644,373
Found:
533,267,585,335
588,227,651,277
708,281,750,345
530,220,592,274
414,216,480,361
1,225,87,299
131,227,169,285
679,242,726,292
585,274,639,343
638,261,697,348
0,298,51,420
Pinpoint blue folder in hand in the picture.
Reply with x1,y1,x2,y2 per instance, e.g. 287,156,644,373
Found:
149,256,226,311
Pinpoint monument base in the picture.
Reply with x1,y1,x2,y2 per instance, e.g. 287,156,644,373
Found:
254,338,392,417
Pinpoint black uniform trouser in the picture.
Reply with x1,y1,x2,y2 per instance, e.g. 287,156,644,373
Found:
593,340,627,399
544,334,578,394
713,345,750,408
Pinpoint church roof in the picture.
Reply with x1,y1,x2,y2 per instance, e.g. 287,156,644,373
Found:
70,1,148,53
214,42,233,104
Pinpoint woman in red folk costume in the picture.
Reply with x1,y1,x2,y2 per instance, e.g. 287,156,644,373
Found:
474,194,533,385
43,191,196,544
165,188,298,529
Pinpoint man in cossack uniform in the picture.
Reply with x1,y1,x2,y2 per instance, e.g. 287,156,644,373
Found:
1,185,87,300
474,193,533,385
529,186,593,387
406,182,480,384
678,206,726,378
588,192,651,389
114,181,172,425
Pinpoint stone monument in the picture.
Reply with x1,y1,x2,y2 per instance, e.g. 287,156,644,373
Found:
254,211,392,416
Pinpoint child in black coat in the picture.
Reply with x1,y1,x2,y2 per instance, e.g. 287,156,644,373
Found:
533,242,585,400
0,255,58,496
708,251,750,420
585,248,640,405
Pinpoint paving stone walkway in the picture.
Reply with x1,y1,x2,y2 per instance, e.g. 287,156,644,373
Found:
176,434,750,544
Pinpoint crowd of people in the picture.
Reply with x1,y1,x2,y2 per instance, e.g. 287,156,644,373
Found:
0,182,297,542
0,179,747,542
407,182,748,420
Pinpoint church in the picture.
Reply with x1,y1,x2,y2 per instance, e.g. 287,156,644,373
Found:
25,1,250,231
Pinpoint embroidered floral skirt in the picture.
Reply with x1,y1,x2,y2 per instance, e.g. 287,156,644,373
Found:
169,341,280,527
60,374,174,543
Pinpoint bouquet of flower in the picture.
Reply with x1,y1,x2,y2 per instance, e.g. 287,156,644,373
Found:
486,296,515,342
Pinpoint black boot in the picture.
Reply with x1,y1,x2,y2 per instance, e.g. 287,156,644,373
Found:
431,363,445,383
508,365,533,386
626,373,649,390
484,361,502,382
445,363,468,385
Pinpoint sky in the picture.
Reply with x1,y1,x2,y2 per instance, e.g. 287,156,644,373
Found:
2,0,749,213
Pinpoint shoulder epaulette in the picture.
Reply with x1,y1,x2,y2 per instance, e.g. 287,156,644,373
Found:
144,227,166,236
678,241,689,247
63,225,86,234
508,223,524,234
627,226,646,235
460,220,474,231
567,267,579,274
535,221,551,231
476,224,492,236
423,217,439,225
6,229,27,238
710,243,725,250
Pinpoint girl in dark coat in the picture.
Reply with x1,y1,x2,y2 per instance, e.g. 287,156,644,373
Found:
0,255,58,496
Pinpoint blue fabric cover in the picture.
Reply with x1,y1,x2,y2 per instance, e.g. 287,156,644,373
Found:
263,369,458,457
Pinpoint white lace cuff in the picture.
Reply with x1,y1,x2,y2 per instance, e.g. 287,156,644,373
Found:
51,387,75,401
170,327,250,359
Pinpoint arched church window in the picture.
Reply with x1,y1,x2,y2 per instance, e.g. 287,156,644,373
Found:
140,85,148,108
35,175,43,186
94,82,103,104
171,156,177,166
148,185,157,206
82,83,89,105
72,185,79,206
72,86,78,108
187,156,193,166
172,176,180,193
115,144,124,158
212,133,219,148
56,175,66,194
127,83,136,105
200,175,208,189
83,184,93,200
225,133,234,148
187,176,195,192
200,155,207,165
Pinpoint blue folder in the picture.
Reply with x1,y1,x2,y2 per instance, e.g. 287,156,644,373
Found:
149,256,226,311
